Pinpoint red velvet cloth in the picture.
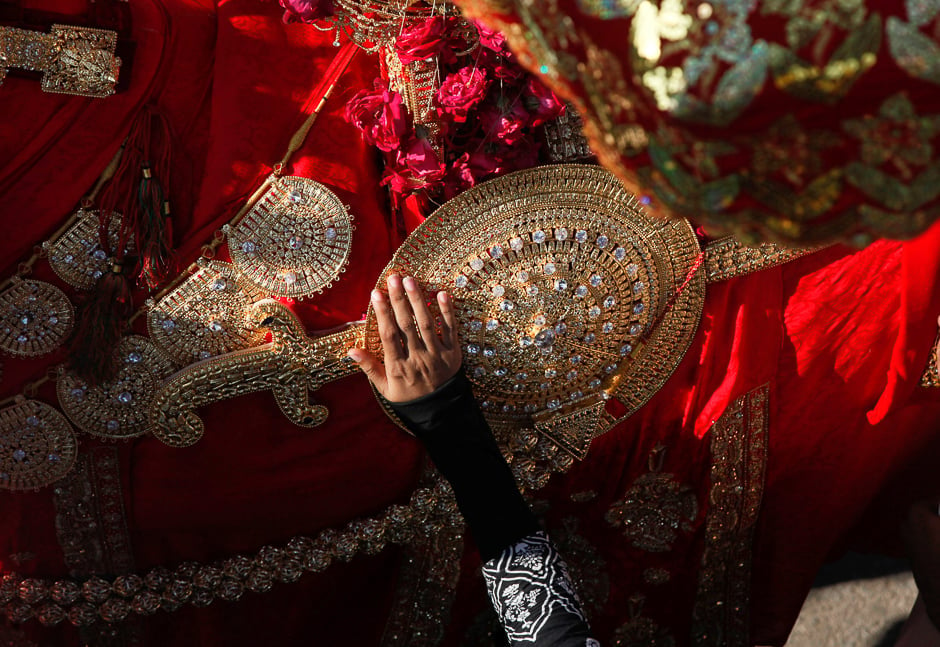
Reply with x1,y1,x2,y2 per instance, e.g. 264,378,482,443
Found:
0,2,939,646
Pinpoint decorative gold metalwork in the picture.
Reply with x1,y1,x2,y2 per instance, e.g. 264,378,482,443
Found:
703,236,821,283
692,384,769,646
922,327,939,387
367,164,704,447
384,51,443,148
543,105,594,162
147,260,266,365
0,25,121,98
224,175,355,299
0,279,74,358
327,0,460,52
150,300,362,447
0,398,77,491
1,479,460,628
45,210,132,290
57,336,175,439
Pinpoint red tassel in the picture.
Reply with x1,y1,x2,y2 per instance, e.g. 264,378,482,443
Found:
138,166,173,289
68,264,134,384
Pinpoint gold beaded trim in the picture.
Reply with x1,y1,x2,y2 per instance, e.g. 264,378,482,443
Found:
922,327,939,387
0,25,121,98
703,237,822,284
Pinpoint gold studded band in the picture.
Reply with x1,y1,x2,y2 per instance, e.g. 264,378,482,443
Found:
0,24,120,97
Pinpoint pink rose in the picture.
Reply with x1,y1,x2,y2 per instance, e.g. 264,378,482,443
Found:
522,77,565,127
474,20,509,55
436,67,489,123
480,97,530,145
344,81,409,152
279,0,334,23
395,17,450,65
443,153,476,198
399,135,444,180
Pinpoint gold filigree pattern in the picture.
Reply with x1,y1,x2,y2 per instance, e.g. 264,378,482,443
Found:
0,279,74,358
368,164,704,443
0,25,121,97
922,326,939,387
327,0,461,51
57,336,175,439
150,300,362,447
612,595,675,647
543,105,594,162
703,236,822,283
45,210,133,290
692,384,769,646
224,175,355,299
147,260,266,365
0,398,77,491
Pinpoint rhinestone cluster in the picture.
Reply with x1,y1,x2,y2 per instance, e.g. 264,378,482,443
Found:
0,280,74,358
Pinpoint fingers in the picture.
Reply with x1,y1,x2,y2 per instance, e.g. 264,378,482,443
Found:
347,348,388,396
387,274,424,351
404,276,441,352
437,290,459,350
371,289,405,362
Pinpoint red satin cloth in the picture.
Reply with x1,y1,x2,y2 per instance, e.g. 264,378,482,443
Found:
1,2,939,646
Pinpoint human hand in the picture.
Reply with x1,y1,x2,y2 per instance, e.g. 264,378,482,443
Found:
348,274,462,403
903,500,940,630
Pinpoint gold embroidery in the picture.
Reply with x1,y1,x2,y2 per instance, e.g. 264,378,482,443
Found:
0,25,121,98
0,279,74,357
605,446,698,553
224,175,355,299
703,237,822,283
691,384,769,646
57,336,176,439
0,398,77,491
921,327,939,387
612,595,675,647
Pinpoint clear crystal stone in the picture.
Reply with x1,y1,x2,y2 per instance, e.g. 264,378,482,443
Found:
209,320,224,333
212,278,227,291
70,388,84,399
534,328,555,348
605,364,617,373
468,319,483,331
584,332,596,343
543,263,556,275
510,237,524,251
241,241,257,254
289,189,303,203
626,264,639,278
545,369,558,378
466,344,480,354
547,399,561,410
500,300,514,312
596,235,609,248
570,354,582,364
519,336,533,347
92,270,103,280
486,319,499,331
473,366,486,378
590,274,603,287
199,351,212,360
570,391,583,400
93,249,107,261
106,420,120,431
540,382,551,391
490,245,503,258
554,279,568,291
494,367,508,377
604,296,616,308
16,334,28,343
483,346,496,358
527,285,539,296
491,285,505,297
620,344,634,355
575,229,588,243
283,272,297,285
633,281,645,294
555,322,567,334
515,372,528,381
614,247,627,260
64,254,74,263
603,322,615,333
48,315,58,325
567,370,578,380
162,319,176,332
633,302,645,314
589,378,602,389
324,227,337,240
19,313,31,325
117,392,133,404
534,315,547,326
469,257,484,271
588,306,601,318
48,453,60,462
12,449,26,462
532,230,546,244
575,285,588,298
288,236,303,249
454,275,468,288
515,271,529,283
555,227,568,240
630,323,643,335
25,416,38,427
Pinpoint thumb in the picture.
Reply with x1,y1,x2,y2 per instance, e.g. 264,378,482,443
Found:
348,348,388,394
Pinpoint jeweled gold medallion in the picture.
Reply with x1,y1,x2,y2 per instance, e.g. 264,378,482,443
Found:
367,165,703,444
225,175,354,299
45,209,132,290
0,398,77,491
57,336,175,439
0,279,74,357
148,260,267,366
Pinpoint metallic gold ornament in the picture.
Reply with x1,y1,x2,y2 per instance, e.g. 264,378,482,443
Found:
0,398,77,491
366,164,704,448
0,279,74,357
225,175,354,299
147,260,266,366
57,336,175,439
45,209,132,290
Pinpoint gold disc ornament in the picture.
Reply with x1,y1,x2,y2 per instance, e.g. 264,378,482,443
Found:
367,165,704,455
57,336,175,439
0,279,74,357
0,399,78,491
148,260,267,366
45,209,133,290
225,175,354,299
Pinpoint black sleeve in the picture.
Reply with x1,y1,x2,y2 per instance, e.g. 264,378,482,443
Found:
387,370,540,561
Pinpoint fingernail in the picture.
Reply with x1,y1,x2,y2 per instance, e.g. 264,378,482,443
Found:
388,274,401,288
347,349,359,361
403,276,416,291
371,290,382,303
437,291,449,303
